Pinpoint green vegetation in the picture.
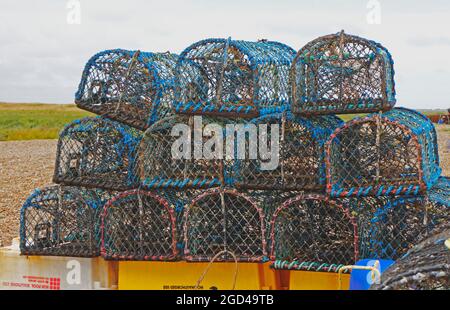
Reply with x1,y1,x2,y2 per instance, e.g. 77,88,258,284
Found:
0,102,446,141
337,114,362,122
338,109,447,122
0,103,93,141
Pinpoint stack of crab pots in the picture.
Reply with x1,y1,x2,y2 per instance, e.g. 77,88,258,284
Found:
18,32,449,290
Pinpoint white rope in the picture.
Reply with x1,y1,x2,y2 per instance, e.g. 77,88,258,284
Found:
195,249,239,290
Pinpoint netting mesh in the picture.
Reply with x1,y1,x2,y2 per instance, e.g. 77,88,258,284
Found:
326,108,441,197
174,38,296,117
75,49,178,130
155,189,199,252
269,194,358,266
291,31,396,115
246,190,301,241
136,115,237,189
20,185,114,257
54,117,142,191
233,112,342,190
428,176,450,208
354,188,449,260
268,181,449,272
100,189,180,261
183,188,267,262
370,225,450,290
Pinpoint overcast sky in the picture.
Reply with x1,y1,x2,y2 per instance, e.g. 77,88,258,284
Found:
1,0,450,109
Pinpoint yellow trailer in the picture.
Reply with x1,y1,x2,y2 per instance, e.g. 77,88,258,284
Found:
0,241,350,290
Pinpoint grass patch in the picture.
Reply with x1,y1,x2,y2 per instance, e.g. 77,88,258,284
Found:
337,114,363,122
0,103,93,141
0,102,446,141
337,109,446,122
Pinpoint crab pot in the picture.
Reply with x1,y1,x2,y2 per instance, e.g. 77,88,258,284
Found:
246,190,301,242
428,176,450,212
174,38,296,118
370,226,450,290
183,188,267,262
54,117,142,191
20,185,114,257
136,115,238,189
75,49,178,130
269,194,358,266
233,112,342,190
354,184,450,260
326,108,441,198
291,30,396,115
101,189,180,261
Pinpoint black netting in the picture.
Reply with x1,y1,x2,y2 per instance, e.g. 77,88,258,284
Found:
354,194,450,260
291,31,396,115
183,188,266,262
20,185,114,257
75,49,178,130
155,189,200,253
175,38,295,117
101,189,180,261
233,112,342,190
245,189,301,247
136,115,237,189
269,194,358,266
54,117,142,190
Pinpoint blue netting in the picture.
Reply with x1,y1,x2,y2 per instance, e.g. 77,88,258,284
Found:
428,176,450,207
54,116,142,190
327,107,441,197
174,38,296,117
291,31,396,115
355,193,449,261
382,107,441,189
75,49,178,130
20,185,114,257
233,111,342,190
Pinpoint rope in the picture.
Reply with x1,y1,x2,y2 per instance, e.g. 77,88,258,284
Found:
137,186,144,249
280,112,286,183
215,37,231,105
194,250,239,290
113,50,141,114
75,187,97,252
375,110,382,183
337,30,345,101
220,190,228,254
337,265,381,290
56,184,63,245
